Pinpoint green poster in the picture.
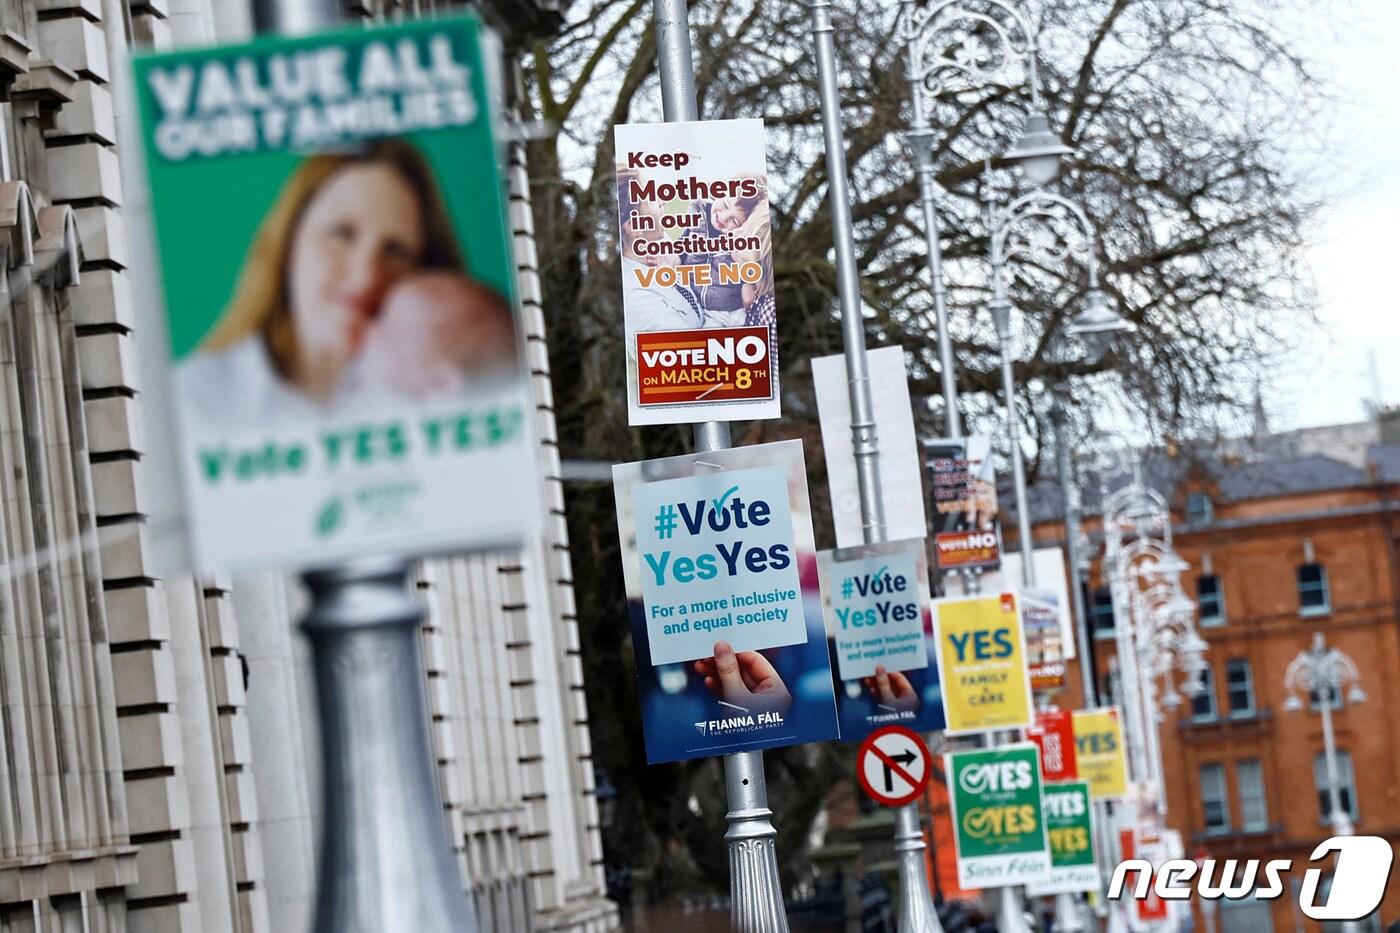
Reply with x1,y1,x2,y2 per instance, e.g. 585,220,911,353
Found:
946,743,1051,888
133,16,537,572
1028,780,1099,895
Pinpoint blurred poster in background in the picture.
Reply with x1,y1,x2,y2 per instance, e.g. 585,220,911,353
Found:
925,436,1001,572
134,16,537,573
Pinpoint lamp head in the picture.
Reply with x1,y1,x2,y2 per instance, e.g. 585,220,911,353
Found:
905,126,936,164
1347,685,1367,705
1003,111,1075,186
1066,289,1135,363
988,298,1015,339
1282,693,1304,713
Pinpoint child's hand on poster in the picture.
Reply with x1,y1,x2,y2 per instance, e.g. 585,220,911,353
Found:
693,641,792,715
862,665,919,712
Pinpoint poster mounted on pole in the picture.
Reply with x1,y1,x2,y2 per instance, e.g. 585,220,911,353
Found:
924,436,1002,571
612,440,839,763
1026,708,1078,782
1020,590,1068,692
1072,708,1129,800
133,16,538,573
614,119,778,426
817,538,944,740
945,743,1051,888
812,347,927,548
933,593,1034,735
981,546,1078,687
1027,780,1098,896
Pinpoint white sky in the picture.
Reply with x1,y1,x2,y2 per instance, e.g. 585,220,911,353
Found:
1271,0,1400,429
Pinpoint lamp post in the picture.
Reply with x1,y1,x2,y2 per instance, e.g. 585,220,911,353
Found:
647,2,791,929
247,3,479,930
983,184,1131,933
896,0,1068,438
811,2,939,930
986,184,1112,586
1282,633,1365,933
1283,633,1366,839
1092,452,1213,933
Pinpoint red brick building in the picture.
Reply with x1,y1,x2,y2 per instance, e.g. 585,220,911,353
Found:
1014,434,1400,933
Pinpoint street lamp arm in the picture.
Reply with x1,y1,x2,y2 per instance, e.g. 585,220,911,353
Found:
898,0,1042,109
1326,650,1363,691
991,190,1101,287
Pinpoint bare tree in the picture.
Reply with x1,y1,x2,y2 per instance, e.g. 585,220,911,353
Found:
521,0,1322,896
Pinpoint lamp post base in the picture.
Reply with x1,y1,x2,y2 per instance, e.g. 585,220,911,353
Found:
725,751,790,933
893,803,941,933
301,558,476,932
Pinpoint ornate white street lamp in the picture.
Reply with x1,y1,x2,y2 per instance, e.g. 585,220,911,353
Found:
897,0,1071,437
1283,633,1366,838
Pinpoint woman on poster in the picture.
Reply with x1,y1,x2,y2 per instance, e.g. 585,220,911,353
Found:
177,138,518,425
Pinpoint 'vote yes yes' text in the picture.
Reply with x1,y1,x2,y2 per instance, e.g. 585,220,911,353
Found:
633,466,807,664
822,547,928,681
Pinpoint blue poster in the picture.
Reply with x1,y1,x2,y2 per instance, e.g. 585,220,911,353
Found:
613,440,840,763
817,538,945,742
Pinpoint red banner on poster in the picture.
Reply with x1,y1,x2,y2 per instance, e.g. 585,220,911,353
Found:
1027,708,1078,781
635,326,773,407
934,530,1000,568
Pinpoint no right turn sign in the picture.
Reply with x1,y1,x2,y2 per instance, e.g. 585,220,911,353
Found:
857,725,931,807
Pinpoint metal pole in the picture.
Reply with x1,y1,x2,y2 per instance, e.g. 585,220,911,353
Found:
650,2,789,929
250,0,340,35
1313,638,1359,933
247,3,478,930
1316,649,1350,837
301,560,477,931
1053,404,1097,709
901,0,961,439
983,182,1034,933
809,3,938,930
810,0,886,544
986,189,1035,589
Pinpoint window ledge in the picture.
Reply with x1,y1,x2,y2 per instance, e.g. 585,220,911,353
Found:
1299,606,1332,619
1179,709,1273,732
1191,823,1283,845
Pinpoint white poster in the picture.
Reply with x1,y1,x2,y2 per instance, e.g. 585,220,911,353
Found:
615,118,778,426
813,347,927,547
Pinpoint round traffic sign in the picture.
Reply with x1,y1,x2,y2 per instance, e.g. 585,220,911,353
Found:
857,725,932,807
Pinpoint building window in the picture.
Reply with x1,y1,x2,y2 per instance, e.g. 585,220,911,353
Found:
1186,492,1214,525
1237,759,1268,831
1198,574,1225,627
1225,659,1255,718
1314,751,1358,823
1089,587,1115,637
1191,664,1217,722
1297,563,1331,616
1200,763,1230,834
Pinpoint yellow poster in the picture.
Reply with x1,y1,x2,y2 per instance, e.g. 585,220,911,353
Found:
1072,708,1129,799
933,593,1033,734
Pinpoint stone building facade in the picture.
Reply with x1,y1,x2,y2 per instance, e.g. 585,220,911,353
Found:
0,0,617,931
